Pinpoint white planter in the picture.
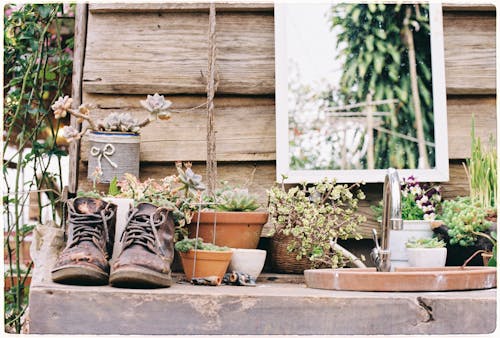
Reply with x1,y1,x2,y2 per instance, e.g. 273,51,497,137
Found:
104,197,134,263
227,248,267,278
406,247,447,268
389,220,433,268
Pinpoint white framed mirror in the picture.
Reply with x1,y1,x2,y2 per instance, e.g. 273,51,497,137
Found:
275,2,449,183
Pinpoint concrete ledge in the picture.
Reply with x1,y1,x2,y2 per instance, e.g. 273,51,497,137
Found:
29,277,496,335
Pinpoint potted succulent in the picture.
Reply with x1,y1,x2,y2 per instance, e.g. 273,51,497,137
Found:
371,175,442,267
434,196,494,266
405,237,447,268
175,237,232,285
267,176,367,274
52,93,172,182
188,182,268,249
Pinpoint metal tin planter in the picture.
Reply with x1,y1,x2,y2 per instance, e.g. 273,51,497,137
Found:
87,131,140,183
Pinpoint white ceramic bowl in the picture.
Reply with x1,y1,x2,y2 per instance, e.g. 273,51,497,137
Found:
227,248,267,278
406,247,447,268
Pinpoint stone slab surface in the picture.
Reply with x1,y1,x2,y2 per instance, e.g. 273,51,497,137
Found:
29,276,496,335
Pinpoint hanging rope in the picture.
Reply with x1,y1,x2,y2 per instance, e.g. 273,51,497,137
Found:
206,2,218,196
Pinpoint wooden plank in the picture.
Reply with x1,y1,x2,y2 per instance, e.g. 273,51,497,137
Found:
89,3,274,13
78,96,276,162
83,10,494,96
83,12,274,95
443,3,496,11
447,95,497,159
68,3,88,194
444,11,496,95
77,160,470,238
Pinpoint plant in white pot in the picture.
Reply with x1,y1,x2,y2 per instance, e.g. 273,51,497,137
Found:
405,237,447,268
52,93,172,182
372,175,442,268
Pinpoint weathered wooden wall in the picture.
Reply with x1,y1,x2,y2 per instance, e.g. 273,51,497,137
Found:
76,3,496,237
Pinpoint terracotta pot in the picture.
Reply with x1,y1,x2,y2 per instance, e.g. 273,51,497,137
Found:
4,275,31,291
188,211,268,249
482,252,493,266
179,249,233,283
4,232,32,266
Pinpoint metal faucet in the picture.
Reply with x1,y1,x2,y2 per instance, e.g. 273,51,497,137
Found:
371,168,403,272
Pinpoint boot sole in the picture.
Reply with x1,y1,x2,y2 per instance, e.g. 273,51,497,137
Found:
51,265,109,285
110,266,172,288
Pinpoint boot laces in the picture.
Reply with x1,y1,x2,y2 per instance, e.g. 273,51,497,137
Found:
68,205,114,249
122,208,167,256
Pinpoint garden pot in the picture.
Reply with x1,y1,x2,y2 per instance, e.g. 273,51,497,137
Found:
446,244,484,266
389,220,433,268
406,247,447,268
270,231,313,274
4,232,32,266
179,249,233,283
87,131,140,183
188,211,268,249
228,248,267,278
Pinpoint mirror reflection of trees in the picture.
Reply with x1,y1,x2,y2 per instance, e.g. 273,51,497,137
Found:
289,3,434,170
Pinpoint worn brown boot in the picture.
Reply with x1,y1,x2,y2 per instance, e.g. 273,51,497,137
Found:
109,203,175,288
51,197,117,285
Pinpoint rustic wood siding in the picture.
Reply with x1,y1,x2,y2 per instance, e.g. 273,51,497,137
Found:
77,3,496,237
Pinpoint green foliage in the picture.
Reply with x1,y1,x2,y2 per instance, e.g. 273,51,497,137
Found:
268,178,366,268
174,237,230,253
465,120,497,211
329,4,434,169
108,177,120,196
406,237,445,248
4,3,74,332
439,197,492,247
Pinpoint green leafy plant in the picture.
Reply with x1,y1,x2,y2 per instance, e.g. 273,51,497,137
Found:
174,237,230,253
108,176,120,196
202,182,260,212
464,121,497,213
4,4,74,332
372,175,442,221
268,176,366,268
439,197,492,247
406,237,445,248
327,4,434,169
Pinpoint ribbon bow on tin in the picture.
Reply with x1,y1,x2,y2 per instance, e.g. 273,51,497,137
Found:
90,143,118,169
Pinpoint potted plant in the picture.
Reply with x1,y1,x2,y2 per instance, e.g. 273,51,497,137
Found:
371,175,442,267
175,237,232,285
267,176,367,274
187,183,268,249
434,196,494,266
405,237,447,268
52,93,172,182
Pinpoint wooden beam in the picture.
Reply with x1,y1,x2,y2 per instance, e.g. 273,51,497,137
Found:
89,3,274,13
68,3,88,194
443,2,496,11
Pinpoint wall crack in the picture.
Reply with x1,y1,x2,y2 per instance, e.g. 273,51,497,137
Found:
417,297,434,322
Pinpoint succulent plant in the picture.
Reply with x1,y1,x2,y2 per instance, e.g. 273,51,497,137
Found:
176,162,205,197
215,187,260,212
439,196,493,247
174,237,230,253
53,93,173,141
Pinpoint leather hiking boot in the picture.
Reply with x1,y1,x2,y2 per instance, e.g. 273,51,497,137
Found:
110,203,175,288
51,197,117,285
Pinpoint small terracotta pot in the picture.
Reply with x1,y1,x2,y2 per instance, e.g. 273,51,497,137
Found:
179,249,233,283
188,211,268,249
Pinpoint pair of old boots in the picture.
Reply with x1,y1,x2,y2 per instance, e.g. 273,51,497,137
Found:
51,197,174,288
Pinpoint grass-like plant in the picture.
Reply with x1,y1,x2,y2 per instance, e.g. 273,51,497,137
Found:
464,121,497,212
